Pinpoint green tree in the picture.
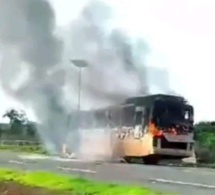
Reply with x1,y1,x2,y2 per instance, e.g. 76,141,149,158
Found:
195,121,215,163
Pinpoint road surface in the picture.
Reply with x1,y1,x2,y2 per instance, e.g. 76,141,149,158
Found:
0,151,215,195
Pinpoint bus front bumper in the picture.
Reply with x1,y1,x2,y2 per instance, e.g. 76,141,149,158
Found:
154,147,193,157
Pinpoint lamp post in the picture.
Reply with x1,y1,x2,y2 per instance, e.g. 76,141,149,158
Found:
62,59,88,158
70,59,88,113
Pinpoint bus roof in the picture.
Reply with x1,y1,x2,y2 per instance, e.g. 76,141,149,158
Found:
78,94,189,113
125,94,187,105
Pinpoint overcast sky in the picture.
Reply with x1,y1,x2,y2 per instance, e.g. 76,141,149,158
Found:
0,0,214,122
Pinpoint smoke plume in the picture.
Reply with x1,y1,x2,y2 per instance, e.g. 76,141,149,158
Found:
61,0,150,160
0,0,66,153
0,0,169,159
65,0,149,107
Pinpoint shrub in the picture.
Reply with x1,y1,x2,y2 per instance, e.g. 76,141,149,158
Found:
195,121,215,163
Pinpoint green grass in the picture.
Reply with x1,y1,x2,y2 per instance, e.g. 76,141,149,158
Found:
0,168,172,195
0,145,47,154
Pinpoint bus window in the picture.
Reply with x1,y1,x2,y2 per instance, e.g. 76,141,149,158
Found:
96,111,106,128
123,105,135,126
108,107,123,128
185,111,189,120
184,105,194,123
135,106,145,125
135,111,142,125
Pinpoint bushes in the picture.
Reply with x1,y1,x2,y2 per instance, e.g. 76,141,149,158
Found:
195,122,215,163
0,122,39,141
0,145,47,154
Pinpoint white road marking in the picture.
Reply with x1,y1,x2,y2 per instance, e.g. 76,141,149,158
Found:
9,160,25,165
19,154,50,160
182,168,215,175
57,166,96,174
18,154,101,163
19,154,83,162
51,157,84,162
150,178,215,189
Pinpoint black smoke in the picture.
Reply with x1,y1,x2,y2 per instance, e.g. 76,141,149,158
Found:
0,0,164,156
66,1,149,106
0,0,66,153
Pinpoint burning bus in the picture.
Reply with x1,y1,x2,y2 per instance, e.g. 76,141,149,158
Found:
76,94,195,164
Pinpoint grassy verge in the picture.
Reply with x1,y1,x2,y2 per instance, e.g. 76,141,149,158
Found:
0,145,47,154
0,168,172,195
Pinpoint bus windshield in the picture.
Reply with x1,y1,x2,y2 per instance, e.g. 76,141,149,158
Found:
152,100,193,128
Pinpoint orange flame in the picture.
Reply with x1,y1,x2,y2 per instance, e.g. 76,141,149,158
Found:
149,122,163,136
149,122,178,136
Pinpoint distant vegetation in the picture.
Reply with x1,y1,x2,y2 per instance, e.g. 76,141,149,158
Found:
195,121,215,163
0,122,38,140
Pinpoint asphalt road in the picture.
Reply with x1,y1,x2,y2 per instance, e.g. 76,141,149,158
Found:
0,151,215,195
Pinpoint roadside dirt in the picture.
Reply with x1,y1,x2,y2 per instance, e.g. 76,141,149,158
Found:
0,181,70,195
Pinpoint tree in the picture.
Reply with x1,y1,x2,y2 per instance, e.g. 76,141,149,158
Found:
2,108,29,138
195,121,215,163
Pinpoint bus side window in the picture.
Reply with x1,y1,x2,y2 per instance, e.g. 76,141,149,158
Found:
123,106,135,127
135,106,145,125
142,107,150,127
92,113,97,128
106,110,112,128
185,106,194,123
135,112,142,125
95,111,104,128
142,108,149,127
185,111,189,120
88,112,95,129
109,108,122,128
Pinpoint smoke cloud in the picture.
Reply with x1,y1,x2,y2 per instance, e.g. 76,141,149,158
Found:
0,0,66,153
61,0,150,160
0,0,171,159
66,1,149,106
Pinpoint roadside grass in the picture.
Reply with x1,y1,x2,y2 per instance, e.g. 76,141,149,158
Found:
0,168,173,195
0,145,47,154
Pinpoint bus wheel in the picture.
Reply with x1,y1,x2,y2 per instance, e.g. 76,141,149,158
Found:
123,156,132,163
143,156,159,165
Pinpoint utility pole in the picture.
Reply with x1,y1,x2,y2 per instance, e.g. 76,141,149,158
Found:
70,59,88,114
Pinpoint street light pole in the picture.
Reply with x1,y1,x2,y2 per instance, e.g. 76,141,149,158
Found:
77,67,82,112
70,59,88,113
62,59,88,158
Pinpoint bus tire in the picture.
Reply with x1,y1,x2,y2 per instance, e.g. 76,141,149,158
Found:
143,156,159,165
123,156,132,163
